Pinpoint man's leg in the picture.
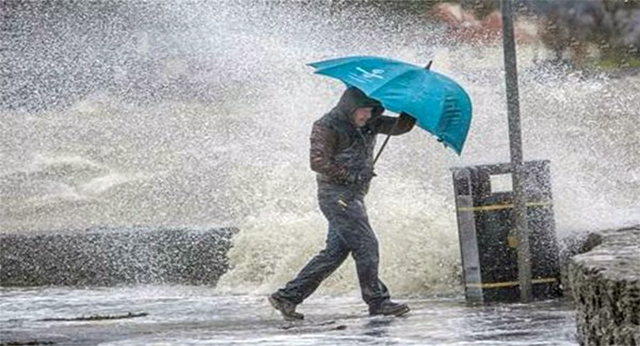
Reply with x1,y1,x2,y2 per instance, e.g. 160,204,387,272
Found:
270,218,349,320
335,198,390,305
334,197,409,316
274,225,349,304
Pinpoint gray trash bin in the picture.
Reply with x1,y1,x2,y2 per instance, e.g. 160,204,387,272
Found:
451,160,562,303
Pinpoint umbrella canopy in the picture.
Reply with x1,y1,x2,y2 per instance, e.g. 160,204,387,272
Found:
308,56,472,154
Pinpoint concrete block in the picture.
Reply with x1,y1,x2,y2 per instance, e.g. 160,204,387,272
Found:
568,226,640,346
0,226,238,286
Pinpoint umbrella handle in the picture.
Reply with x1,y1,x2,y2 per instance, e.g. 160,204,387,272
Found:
373,134,392,166
373,116,402,166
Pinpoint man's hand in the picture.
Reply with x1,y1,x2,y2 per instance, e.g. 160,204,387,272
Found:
345,168,377,185
399,112,416,121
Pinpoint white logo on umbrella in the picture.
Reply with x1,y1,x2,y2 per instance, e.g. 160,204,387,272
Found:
355,67,385,80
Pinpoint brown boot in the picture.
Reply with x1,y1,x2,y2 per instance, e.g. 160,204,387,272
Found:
268,293,304,321
369,300,410,317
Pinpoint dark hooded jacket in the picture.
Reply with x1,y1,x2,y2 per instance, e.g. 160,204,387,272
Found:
310,87,416,196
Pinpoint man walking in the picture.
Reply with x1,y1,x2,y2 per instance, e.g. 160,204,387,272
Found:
269,87,416,320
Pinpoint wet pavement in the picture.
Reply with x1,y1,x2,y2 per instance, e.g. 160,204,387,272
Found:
1,286,577,346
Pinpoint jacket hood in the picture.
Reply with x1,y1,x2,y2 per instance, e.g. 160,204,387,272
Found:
334,87,383,121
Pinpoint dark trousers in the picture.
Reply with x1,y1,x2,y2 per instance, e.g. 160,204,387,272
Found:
275,186,390,307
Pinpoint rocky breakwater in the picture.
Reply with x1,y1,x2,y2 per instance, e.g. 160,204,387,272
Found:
0,226,238,286
568,225,640,346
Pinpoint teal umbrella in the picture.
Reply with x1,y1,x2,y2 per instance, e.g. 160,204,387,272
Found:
308,56,472,155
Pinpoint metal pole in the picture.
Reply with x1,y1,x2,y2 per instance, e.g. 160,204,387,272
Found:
500,0,532,303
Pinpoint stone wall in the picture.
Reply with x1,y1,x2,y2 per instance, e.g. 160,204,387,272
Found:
568,226,640,346
0,227,238,286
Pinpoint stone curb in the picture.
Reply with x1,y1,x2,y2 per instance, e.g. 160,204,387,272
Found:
568,226,640,346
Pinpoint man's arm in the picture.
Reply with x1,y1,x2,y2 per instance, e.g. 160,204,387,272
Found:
374,112,416,135
309,122,349,180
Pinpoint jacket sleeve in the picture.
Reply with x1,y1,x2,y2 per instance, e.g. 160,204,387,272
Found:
309,121,349,180
374,112,417,135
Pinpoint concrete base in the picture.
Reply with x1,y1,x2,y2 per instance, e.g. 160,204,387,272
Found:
558,231,601,297
568,225,640,346
0,227,238,286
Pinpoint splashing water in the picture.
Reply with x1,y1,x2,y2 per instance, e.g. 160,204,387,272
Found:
1,1,638,298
